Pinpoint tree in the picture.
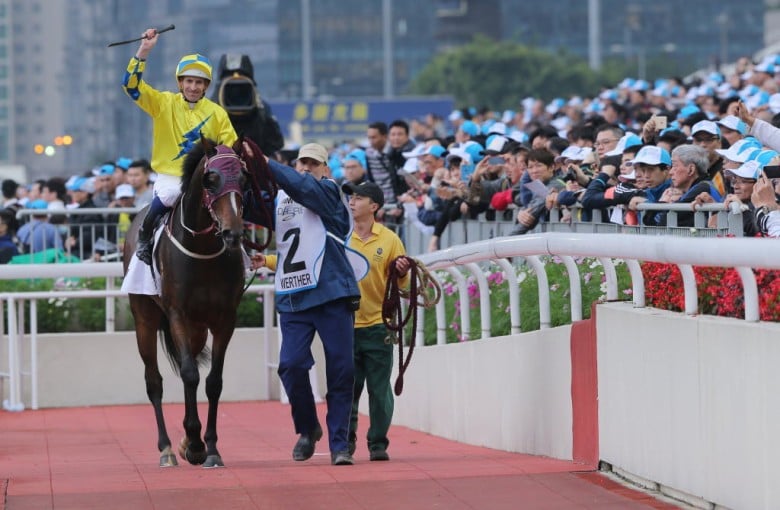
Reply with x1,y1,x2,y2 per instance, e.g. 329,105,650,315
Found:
409,36,631,110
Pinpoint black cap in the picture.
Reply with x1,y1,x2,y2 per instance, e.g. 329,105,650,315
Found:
342,181,385,207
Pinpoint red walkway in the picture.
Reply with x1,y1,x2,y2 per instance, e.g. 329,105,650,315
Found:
1,402,681,509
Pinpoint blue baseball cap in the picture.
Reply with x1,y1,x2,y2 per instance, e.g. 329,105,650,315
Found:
343,149,367,169
459,120,479,137
629,146,672,167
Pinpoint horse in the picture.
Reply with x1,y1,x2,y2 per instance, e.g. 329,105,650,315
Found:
123,137,257,468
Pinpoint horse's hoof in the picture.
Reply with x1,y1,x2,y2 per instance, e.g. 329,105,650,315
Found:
203,455,224,468
178,436,206,465
185,448,207,465
159,446,178,467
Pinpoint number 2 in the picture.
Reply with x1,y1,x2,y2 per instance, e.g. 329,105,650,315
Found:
282,227,306,273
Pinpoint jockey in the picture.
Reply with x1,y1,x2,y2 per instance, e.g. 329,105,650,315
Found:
122,28,237,265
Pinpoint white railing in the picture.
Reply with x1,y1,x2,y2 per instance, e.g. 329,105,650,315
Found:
410,233,780,345
0,259,275,411
2,232,780,411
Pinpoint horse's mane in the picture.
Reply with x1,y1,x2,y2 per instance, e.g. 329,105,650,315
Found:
180,141,210,194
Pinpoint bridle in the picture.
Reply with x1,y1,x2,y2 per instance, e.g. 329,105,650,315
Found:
167,145,246,259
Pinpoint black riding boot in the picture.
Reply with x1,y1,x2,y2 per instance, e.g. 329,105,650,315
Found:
136,198,167,265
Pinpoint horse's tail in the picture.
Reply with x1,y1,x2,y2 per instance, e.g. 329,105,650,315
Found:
158,314,181,375
158,314,212,375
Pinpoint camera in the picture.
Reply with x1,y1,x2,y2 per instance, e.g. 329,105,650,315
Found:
764,165,780,179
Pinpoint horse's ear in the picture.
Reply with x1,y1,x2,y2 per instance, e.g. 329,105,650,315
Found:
201,135,217,156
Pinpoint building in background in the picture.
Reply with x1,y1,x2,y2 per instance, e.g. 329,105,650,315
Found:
0,0,768,181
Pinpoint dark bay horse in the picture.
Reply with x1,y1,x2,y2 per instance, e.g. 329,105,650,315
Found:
123,138,254,468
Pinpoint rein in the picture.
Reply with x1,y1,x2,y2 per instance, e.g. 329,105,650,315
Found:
382,256,441,396
239,138,277,252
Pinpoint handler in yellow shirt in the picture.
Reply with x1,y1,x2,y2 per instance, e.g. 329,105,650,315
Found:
122,28,237,265
341,180,410,461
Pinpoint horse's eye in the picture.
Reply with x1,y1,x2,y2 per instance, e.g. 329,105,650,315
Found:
204,170,222,191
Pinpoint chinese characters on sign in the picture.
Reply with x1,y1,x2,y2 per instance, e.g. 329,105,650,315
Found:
271,98,454,140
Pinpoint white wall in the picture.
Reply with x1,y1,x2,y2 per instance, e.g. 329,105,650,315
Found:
597,302,780,510
391,327,574,460
3,329,277,408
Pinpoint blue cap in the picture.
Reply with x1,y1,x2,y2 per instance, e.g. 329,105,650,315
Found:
27,199,48,210
679,105,701,119
630,146,672,167
115,157,133,170
343,149,367,169
99,164,115,175
747,148,779,167
67,176,87,191
423,145,447,158
462,141,484,164
460,120,479,137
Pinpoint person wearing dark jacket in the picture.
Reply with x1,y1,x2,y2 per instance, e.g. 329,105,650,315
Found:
651,144,712,227
248,143,361,466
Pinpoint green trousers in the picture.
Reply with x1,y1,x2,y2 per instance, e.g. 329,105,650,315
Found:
349,324,394,452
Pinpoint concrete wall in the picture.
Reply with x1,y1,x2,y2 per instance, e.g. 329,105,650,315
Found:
391,327,574,461
2,328,279,408
597,303,780,510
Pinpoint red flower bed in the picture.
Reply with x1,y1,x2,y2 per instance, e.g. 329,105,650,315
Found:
641,262,780,321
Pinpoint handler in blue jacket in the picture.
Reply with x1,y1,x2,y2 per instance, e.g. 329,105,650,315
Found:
249,143,361,466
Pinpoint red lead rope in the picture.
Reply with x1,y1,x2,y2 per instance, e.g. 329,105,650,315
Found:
382,256,441,396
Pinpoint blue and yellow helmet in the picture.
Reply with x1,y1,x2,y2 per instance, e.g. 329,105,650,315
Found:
175,53,212,82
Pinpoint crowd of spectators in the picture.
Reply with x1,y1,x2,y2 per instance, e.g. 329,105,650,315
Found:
0,157,153,262
6,53,780,264
315,53,780,247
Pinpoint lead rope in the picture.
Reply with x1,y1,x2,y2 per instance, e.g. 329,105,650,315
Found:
382,256,441,395
239,137,277,252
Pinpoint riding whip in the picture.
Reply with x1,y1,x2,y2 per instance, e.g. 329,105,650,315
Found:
108,25,175,47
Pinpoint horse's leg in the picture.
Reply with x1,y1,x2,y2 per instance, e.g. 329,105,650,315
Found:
129,295,177,467
170,313,208,465
202,324,236,468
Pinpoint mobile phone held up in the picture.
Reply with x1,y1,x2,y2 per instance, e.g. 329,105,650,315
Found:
764,165,780,179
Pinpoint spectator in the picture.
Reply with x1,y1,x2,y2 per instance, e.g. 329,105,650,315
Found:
716,115,749,147
65,176,105,259
41,178,67,228
751,170,780,236
648,144,712,227
126,159,154,209
510,148,566,235
703,160,761,236
593,124,625,160
16,200,64,254
627,146,673,223
1,179,21,212
105,183,137,253
387,119,417,171
113,156,133,189
364,121,406,228
341,149,368,186
0,208,20,263
690,120,727,199
92,163,117,207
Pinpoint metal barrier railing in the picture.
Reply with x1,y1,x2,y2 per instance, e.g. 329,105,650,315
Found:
0,262,275,411
11,207,270,262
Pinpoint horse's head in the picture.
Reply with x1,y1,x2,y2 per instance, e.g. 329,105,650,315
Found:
200,141,247,248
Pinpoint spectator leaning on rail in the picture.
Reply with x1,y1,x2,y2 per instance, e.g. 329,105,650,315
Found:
627,146,673,224
122,28,237,265
65,176,105,259
690,120,728,200
699,159,762,236
510,148,566,235
645,144,711,228
16,200,64,254
751,165,780,237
